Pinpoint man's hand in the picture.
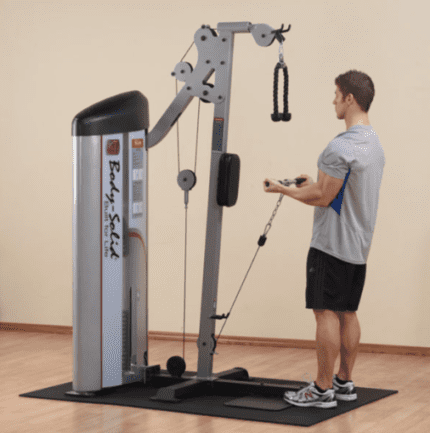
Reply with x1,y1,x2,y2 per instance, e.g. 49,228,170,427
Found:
296,174,314,188
263,178,283,193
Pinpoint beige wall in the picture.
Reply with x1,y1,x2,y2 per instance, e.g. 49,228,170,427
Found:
1,0,429,348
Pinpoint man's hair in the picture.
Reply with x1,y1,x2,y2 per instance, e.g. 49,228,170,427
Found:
335,70,375,113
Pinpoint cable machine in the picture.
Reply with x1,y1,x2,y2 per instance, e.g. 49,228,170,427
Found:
67,21,303,410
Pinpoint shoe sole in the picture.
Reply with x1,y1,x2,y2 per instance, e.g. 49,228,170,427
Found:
335,392,357,401
282,396,338,408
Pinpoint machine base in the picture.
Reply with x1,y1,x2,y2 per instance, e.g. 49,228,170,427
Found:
66,364,161,397
150,367,302,404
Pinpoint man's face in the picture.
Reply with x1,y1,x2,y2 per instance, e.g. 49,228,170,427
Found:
333,86,346,119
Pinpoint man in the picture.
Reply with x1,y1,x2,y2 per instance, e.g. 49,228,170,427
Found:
264,70,385,409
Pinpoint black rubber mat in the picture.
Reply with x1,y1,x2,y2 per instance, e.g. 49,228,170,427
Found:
20,371,398,427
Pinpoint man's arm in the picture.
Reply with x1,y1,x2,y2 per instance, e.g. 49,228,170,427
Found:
279,181,327,207
278,170,344,207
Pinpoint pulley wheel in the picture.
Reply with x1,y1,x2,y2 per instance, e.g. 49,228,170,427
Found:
177,170,197,192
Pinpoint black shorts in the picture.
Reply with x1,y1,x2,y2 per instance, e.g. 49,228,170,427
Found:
306,248,366,312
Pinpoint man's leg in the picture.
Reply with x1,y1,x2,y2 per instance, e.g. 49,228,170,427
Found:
337,312,361,381
313,309,341,390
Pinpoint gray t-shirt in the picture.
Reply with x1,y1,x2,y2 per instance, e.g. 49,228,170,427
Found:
310,125,385,264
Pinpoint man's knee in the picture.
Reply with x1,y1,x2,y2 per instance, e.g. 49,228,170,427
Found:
337,311,357,324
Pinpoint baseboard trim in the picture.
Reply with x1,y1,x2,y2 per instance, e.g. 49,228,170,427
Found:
1,322,429,357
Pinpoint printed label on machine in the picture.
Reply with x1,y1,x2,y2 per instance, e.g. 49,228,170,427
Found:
102,134,124,387
103,137,123,260
131,137,145,218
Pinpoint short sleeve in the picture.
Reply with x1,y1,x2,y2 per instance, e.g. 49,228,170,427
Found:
318,139,353,180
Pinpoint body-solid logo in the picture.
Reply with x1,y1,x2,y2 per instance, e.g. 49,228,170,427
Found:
104,159,121,259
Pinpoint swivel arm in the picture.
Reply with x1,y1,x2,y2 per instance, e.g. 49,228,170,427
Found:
146,22,278,149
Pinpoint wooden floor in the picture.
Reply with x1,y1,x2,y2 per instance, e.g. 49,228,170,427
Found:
2,330,430,433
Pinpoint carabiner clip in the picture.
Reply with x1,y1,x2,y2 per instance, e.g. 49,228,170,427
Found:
278,41,285,66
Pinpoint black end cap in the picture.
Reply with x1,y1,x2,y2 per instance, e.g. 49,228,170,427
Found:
72,91,149,137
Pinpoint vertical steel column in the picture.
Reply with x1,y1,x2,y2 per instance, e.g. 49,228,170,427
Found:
196,26,236,380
